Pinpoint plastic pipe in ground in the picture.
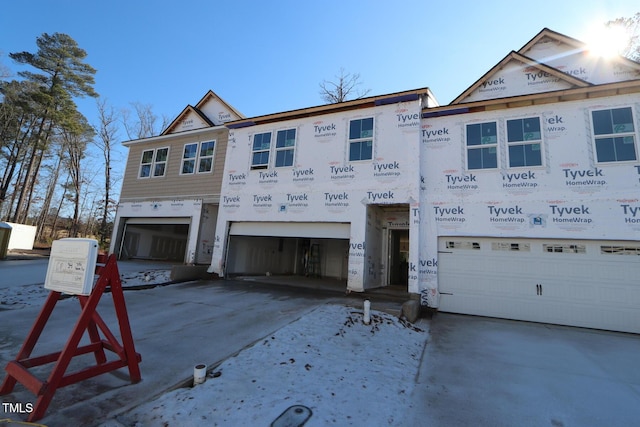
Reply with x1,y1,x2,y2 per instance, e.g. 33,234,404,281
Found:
363,300,371,325
194,364,207,385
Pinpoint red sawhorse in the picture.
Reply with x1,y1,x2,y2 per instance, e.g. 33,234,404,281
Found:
0,254,142,422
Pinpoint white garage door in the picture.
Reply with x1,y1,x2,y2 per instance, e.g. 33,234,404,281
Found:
438,237,640,334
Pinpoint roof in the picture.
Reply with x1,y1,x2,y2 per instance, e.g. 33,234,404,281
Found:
226,87,436,129
425,28,640,116
161,89,244,135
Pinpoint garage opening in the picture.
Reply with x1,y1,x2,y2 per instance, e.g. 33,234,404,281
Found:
225,222,350,281
119,218,190,262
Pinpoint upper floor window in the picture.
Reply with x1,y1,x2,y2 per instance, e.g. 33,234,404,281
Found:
139,147,168,178
275,129,296,167
591,107,637,162
182,141,215,174
466,122,497,169
506,117,542,167
349,117,373,161
251,129,297,169
251,132,272,169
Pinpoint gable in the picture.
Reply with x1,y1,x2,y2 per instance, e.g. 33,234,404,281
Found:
453,52,589,104
162,105,213,135
196,90,244,126
161,90,245,135
520,30,640,85
452,28,640,105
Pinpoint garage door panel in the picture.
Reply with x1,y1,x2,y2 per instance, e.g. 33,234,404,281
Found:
230,222,349,238
439,237,640,334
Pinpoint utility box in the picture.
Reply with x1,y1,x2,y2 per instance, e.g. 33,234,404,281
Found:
0,223,11,260
44,238,99,295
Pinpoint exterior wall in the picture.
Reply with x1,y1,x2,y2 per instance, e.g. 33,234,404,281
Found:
210,98,425,292
419,93,640,307
120,127,228,203
196,203,218,264
113,126,228,264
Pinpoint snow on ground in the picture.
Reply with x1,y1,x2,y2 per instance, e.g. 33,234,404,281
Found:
0,268,172,309
119,304,428,427
119,269,172,288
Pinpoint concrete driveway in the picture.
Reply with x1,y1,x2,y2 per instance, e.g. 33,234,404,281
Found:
0,279,341,426
2,268,639,426
407,313,640,427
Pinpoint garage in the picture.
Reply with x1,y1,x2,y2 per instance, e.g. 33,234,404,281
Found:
225,222,349,279
119,217,190,262
438,237,640,334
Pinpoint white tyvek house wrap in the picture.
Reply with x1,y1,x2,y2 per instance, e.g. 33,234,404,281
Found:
521,36,640,85
460,39,640,104
209,100,423,292
462,61,578,103
421,93,640,307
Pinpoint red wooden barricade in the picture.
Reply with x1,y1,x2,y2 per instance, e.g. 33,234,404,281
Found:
0,254,142,422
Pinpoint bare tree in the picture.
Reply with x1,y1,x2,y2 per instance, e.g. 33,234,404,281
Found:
60,111,94,237
319,67,371,104
122,102,170,139
606,12,640,61
94,98,119,246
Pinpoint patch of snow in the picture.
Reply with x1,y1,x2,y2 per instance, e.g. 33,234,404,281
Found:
0,269,172,309
120,304,427,426
119,270,172,288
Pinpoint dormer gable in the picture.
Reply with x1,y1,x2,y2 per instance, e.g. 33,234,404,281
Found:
161,90,244,135
195,90,244,126
519,28,640,85
162,105,214,135
452,51,590,104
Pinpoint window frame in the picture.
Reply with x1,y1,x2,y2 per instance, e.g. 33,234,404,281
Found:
274,128,296,168
250,128,297,170
590,106,637,163
466,121,498,170
348,117,374,162
138,147,169,178
506,117,543,168
251,132,272,170
180,140,216,175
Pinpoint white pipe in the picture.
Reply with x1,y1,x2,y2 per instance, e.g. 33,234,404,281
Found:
194,364,207,385
363,300,371,325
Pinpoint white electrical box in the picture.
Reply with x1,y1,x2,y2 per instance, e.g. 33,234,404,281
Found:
44,238,99,295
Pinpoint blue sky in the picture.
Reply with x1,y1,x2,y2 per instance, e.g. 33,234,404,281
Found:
2,0,639,130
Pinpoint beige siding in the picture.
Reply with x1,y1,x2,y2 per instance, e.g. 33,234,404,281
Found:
120,128,228,203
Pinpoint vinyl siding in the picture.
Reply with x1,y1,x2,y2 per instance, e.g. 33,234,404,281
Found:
120,128,228,203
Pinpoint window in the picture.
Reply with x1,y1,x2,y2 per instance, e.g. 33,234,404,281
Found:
251,132,271,169
601,245,640,255
181,143,197,174
139,147,168,178
507,117,542,167
446,241,480,250
198,141,215,172
592,107,637,162
182,141,215,174
492,242,531,252
543,243,586,254
251,129,296,169
466,122,497,169
349,118,373,161
275,129,296,167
